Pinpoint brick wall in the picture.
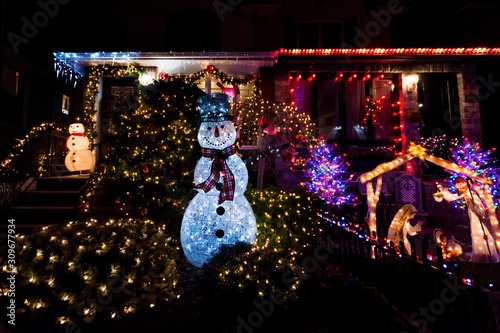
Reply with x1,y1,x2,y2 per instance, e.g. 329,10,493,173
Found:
457,64,482,138
274,79,291,104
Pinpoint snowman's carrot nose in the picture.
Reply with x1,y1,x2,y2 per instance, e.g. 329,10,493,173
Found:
214,126,220,137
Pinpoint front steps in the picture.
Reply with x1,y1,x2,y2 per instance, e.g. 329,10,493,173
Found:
0,175,89,232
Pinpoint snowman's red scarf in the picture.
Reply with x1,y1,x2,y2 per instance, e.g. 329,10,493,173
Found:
196,145,236,204
66,133,86,147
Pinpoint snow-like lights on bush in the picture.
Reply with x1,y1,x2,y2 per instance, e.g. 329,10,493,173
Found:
181,93,257,267
301,141,353,206
447,138,500,209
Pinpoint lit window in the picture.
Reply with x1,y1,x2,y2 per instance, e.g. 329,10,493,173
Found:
62,95,70,115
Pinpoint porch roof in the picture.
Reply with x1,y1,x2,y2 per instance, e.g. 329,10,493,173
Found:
54,51,279,78
279,47,500,57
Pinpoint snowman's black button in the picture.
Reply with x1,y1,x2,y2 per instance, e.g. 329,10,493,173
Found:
215,229,224,238
216,206,225,215
72,143,75,146
216,183,223,191
72,160,76,163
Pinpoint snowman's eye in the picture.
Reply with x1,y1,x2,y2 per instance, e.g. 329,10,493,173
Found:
207,126,212,130
220,125,224,129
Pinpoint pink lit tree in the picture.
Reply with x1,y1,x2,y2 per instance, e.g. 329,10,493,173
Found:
302,141,354,206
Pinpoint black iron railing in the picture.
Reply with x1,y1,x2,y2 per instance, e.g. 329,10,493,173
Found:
322,219,500,333
0,128,67,210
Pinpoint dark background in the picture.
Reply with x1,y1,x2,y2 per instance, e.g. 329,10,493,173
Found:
0,0,499,149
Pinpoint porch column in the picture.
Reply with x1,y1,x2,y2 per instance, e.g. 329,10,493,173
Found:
402,73,421,149
93,75,104,163
205,73,212,94
457,64,482,139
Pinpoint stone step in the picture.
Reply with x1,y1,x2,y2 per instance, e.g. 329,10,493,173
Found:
36,175,90,191
5,206,78,225
46,162,74,177
17,190,81,206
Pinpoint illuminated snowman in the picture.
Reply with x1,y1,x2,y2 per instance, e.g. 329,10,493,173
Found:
64,123,95,172
181,93,257,267
66,123,89,150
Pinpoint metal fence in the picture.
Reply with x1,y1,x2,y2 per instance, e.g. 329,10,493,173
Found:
325,221,500,333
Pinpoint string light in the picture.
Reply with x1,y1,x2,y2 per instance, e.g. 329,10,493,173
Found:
362,96,382,125
157,65,258,87
279,47,500,56
0,122,66,175
301,141,355,206
360,142,499,246
445,137,500,210
84,65,145,147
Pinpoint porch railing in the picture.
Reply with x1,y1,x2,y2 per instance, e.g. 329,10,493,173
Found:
0,128,67,210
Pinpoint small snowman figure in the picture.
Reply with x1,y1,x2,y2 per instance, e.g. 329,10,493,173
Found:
64,123,95,172
66,123,89,150
181,93,257,267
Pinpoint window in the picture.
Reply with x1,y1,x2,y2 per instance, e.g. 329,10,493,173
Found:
284,17,298,49
418,73,461,138
291,73,399,146
1,67,19,96
62,95,70,115
298,23,319,49
297,22,343,49
321,23,342,48
342,17,358,47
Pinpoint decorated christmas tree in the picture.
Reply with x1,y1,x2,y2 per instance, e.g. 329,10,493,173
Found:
105,79,205,222
302,141,354,206
236,93,318,186
236,93,316,147
448,137,500,209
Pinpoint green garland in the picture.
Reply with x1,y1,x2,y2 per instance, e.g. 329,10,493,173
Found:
0,122,66,176
157,65,258,87
83,65,257,146
182,65,258,86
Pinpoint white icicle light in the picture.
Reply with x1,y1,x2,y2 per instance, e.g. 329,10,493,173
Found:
181,93,257,267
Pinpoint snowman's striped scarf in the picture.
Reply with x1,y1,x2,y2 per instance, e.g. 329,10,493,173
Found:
196,145,236,204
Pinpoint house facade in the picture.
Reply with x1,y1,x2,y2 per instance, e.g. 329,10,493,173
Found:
3,0,500,156
54,48,500,157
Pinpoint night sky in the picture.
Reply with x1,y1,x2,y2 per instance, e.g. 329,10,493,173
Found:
2,0,499,59
1,0,500,146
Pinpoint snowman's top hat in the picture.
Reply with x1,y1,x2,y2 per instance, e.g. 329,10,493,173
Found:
197,93,233,123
